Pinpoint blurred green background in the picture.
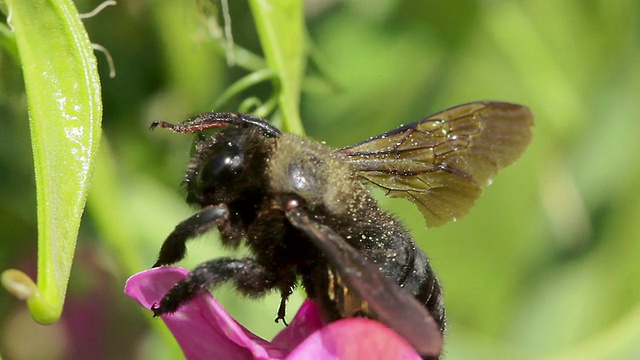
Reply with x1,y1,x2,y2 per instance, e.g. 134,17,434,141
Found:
1,0,639,359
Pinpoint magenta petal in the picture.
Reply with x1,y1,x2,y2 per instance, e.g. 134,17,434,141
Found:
124,267,288,360
285,318,422,360
271,299,323,351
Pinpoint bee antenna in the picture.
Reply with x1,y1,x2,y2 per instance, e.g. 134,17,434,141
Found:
148,113,282,138
149,120,174,131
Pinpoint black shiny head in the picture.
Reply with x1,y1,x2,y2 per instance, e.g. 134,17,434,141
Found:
150,113,279,206
185,127,271,206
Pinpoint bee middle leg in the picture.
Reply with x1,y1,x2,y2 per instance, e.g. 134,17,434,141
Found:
151,257,285,317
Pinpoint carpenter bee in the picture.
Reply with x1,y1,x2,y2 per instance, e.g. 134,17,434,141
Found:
149,101,533,358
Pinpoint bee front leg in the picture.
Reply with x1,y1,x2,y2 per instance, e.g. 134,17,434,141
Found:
153,204,230,267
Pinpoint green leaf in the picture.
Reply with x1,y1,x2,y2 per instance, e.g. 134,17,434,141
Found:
1,0,102,324
248,0,305,134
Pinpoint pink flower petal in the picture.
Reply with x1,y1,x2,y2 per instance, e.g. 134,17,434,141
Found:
125,267,424,360
124,267,288,360
285,318,422,360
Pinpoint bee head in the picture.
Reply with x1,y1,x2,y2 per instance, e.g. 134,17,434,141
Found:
185,126,272,206
150,113,279,207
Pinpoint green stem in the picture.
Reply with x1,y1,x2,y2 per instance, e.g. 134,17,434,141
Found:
248,0,305,135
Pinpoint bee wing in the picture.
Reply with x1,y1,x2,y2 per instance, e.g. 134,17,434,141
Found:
284,201,443,358
339,101,533,227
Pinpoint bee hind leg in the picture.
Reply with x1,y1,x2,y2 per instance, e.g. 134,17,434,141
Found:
275,285,295,325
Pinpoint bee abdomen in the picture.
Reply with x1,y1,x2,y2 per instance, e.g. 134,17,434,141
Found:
401,249,446,332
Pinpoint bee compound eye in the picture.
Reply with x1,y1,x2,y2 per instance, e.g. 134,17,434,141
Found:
198,146,244,188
